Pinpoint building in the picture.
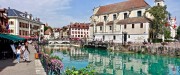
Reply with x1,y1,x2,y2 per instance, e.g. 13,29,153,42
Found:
0,8,8,33
44,24,53,40
60,26,69,40
7,7,43,37
53,28,61,39
90,0,165,43
69,23,90,40
168,17,177,38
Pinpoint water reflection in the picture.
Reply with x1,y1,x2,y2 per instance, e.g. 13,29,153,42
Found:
50,47,180,75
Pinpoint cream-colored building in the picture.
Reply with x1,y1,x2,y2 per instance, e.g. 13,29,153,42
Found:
90,0,165,43
60,26,69,39
7,7,43,37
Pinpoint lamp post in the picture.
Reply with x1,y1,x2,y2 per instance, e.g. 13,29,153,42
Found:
37,29,40,53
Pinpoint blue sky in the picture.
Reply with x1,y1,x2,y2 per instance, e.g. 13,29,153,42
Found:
0,0,179,27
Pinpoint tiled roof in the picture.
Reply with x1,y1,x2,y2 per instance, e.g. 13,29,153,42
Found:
53,28,61,32
96,22,103,26
7,8,25,17
7,8,43,24
106,21,113,25
70,23,90,29
90,24,93,27
0,8,6,13
44,28,52,35
95,0,150,15
116,17,150,24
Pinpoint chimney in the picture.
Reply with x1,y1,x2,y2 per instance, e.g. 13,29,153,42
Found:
29,14,32,20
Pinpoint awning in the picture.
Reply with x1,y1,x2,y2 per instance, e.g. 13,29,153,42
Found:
19,36,38,39
0,34,25,42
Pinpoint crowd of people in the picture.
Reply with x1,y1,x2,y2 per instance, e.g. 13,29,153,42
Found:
15,41,30,63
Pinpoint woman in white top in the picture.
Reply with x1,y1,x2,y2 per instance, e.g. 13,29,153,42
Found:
16,46,21,63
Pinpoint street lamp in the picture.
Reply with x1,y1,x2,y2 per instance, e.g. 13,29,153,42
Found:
37,29,41,53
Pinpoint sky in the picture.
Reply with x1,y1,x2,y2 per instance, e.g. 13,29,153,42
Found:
0,0,179,28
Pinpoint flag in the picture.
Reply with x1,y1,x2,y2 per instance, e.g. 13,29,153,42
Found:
6,23,9,30
173,25,177,29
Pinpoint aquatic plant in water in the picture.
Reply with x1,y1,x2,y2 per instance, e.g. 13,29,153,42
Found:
65,65,96,75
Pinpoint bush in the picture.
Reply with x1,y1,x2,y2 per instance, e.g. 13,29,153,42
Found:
164,39,175,42
152,39,162,43
65,65,96,75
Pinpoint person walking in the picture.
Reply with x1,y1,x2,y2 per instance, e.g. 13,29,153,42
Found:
21,43,25,60
24,42,30,61
16,45,21,63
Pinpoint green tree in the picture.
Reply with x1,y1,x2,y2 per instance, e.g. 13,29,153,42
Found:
175,26,180,39
164,27,171,39
145,5,169,39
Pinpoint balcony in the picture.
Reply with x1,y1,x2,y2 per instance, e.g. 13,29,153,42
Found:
95,31,122,35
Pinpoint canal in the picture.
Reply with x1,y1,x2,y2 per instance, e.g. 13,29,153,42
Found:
47,46,180,75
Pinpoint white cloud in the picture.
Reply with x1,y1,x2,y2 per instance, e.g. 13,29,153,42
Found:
0,0,83,27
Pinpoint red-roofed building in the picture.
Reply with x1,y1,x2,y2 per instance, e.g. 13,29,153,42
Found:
69,23,90,40
90,0,165,43
53,28,61,39
0,8,8,33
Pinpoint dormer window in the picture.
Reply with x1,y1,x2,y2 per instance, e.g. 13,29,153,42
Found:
104,16,107,21
124,13,128,19
20,14,25,17
137,11,142,17
113,14,117,20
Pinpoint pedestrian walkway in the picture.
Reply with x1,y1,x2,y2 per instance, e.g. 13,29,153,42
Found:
0,44,46,75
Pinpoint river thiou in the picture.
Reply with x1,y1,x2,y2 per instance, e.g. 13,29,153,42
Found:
49,46,180,75
84,41,108,49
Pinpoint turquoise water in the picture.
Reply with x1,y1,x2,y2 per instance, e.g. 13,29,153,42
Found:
52,47,180,75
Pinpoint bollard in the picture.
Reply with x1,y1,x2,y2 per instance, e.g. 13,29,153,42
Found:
35,53,39,59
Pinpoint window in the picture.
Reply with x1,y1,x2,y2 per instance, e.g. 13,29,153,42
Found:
103,35,105,41
9,21,14,25
124,13,128,19
157,3,160,6
109,26,112,30
128,35,130,38
104,16,107,21
19,30,21,35
140,23,143,28
113,14,117,20
132,24,134,28
78,35,80,37
81,35,83,37
10,29,14,33
100,26,102,31
124,24,126,29
72,31,74,34
113,35,116,40
137,11,142,17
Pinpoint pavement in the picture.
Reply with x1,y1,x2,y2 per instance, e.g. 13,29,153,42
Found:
0,44,46,75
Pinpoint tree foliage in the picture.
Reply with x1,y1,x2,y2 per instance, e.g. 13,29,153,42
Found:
175,26,180,39
44,26,53,32
145,5,169,39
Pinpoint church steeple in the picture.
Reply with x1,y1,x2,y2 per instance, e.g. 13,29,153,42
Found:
155,0,165,6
